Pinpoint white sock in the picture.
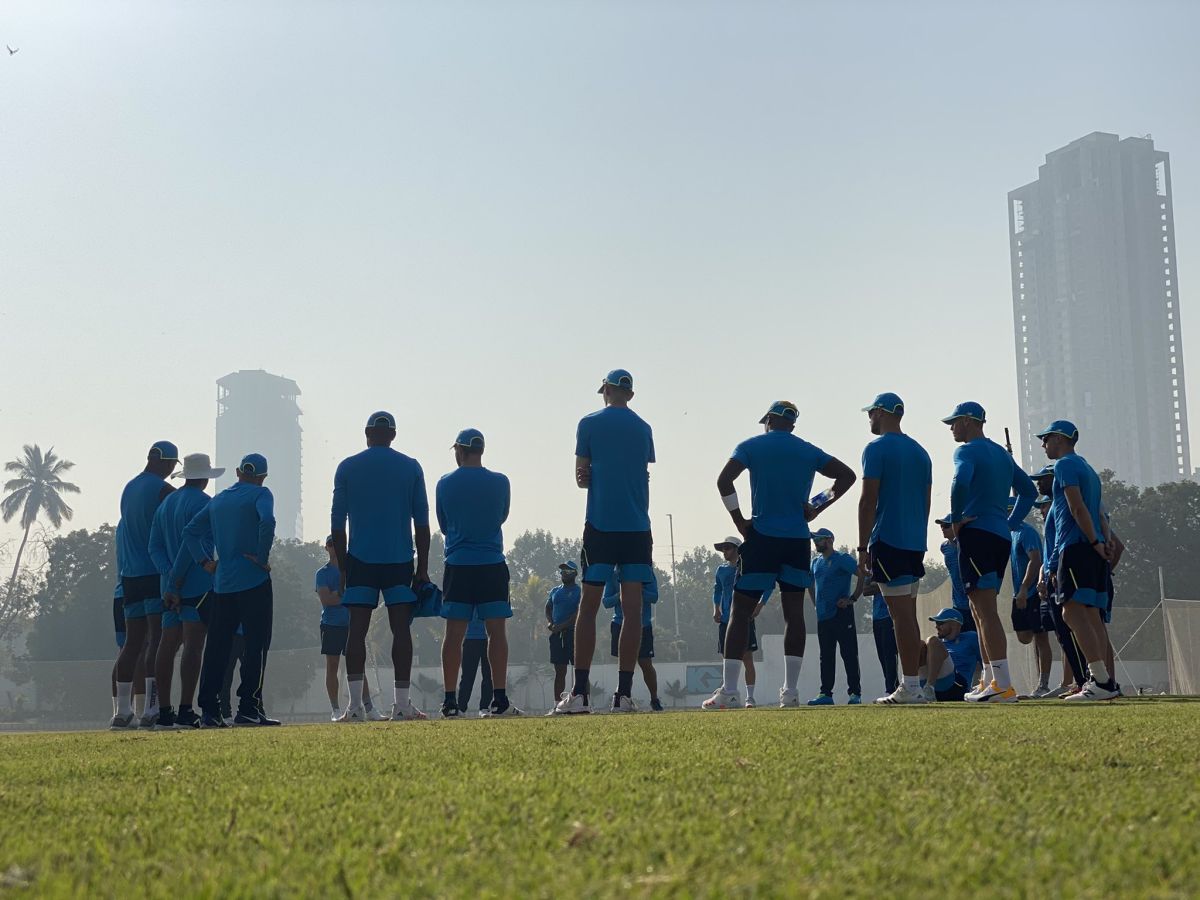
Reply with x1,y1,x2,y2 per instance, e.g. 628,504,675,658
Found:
112,694,118,716
981,662,994,687
784,655,803,692
991,659,1011,690
746,683,756,701
721,659,743,694
1090,661,1110,684
348,677,364,710
133,693,145,718
145,677,159,716
394,682,410,707
117,683,133,717
902,674,920,691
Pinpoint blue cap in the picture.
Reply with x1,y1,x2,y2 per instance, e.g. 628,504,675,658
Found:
324,534,335,545
811,527,834,541
941,401,986,424
934,513,953,526
1035,420,1079,441
453,428,485,451
929,607,964,624
149,440,179,462
759,400,799,425
366,411,396,429
862,392,904,415
597,369,634,393
1033,464,1055,478
237,453,268,476
558,561,578,572
1034,495,1052,507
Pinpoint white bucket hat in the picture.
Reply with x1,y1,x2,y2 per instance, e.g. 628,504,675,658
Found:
172,452,226,480
713,535,743,551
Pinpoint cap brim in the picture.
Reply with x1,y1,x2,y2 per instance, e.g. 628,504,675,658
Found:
935,518,952,526
713,542,735,550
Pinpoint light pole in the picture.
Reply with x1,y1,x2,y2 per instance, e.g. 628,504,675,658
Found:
667,513,680,636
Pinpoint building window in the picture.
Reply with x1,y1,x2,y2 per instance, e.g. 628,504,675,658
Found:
1157,161,1168,196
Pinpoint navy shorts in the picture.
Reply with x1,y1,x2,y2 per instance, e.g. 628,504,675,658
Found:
1011,592,1047,633
934,674,969,702
121,574,160,621
581,525,654,586
735,527,811,597
549,628,574,666
956,605,977,633
869,541,925,589
957,529,1010,592
343,555,416,608
1058,543,1109,611
442,562,512,621
610,621,654,659
717,620,759,654
112,594,125,639
320,624,348,656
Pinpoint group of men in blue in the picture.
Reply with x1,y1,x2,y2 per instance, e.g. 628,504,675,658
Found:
109,366,1123,729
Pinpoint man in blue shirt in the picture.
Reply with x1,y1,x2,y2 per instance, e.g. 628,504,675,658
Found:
709,400,856,711
1009,500,1052,697
456,615,493,716
942,401,1036,703
436,428,521,717
150,452,222,730
1038,420,1119,701
866,580,898,695
111,440,178,730
315,535,383,721
184,452,278,727
919,608,982,702
711,537,766,708
808,528,863,705
934,517,975,630
855,393,933,706
545,562,581,702
555,370,656,715
1033,468,1086,696
331,411,431,722
603,570,662,711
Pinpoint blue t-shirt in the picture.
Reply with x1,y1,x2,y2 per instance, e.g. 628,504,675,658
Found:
315,563,349,627
435,467,509,566
465,616,487,640
1010,522,1041,599
871,593,890,621
1051,453,1104,557
940,541,970,611
1042,508,1058,574
117,471,174,578
575,406,655,532
332,446,429,565
149,485,214,599
604,571,657,627
811,551,858,621
861,432,932,552
949,438,1036,540
548,583,581,625
182,481,276,594
731,431,831,539
943,630,981,686
713,562,774,621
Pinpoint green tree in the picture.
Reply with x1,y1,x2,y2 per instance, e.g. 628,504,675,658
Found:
3,445,80,598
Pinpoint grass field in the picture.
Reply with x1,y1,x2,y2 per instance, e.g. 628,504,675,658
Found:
1,701,1197,898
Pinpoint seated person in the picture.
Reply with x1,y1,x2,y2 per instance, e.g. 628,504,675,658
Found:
919,607,981,702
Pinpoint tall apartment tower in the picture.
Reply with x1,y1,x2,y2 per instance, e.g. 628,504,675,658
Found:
214,370,303,540
1009,132,1189,486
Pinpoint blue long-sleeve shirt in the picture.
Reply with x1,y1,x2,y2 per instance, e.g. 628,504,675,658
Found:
117,471,174,578
948,438,1036,540
149,485,214,598
940,540,970,612
603,571,658,626
1042,509,1058,575
182,481,276,594
712,562,772,623
332,446,429,564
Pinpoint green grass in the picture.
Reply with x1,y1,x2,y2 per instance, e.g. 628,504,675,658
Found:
1,701,1198,898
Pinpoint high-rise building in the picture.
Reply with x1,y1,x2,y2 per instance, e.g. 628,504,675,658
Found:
1009,132,1189,486
215,370,303,540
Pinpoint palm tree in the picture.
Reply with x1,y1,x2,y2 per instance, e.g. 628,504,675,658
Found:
3,445,80,596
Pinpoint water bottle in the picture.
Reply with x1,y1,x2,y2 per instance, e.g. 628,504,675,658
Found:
810,490,831,511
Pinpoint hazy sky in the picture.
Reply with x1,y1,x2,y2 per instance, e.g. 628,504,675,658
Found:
3,1,1199,574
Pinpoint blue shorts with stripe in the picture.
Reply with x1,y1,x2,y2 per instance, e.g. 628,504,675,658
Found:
1058,543,1109,612
957,528,1010,593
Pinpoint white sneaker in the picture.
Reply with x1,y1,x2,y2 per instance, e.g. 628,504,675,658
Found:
490,704,524,717
551,692,592,715
364,707,389,721
222,716,235,727
963,681,988,701
109,712,137,730
330,710,340,722
875,685,928,705
778,688,800,708
966,681,1018,703
1030,685,1053,699
1063,679,1119,701
701,689,739,710
921,685,937,703
335,706,365,723
390,700,428,721
744,697,757,709
610,694,638,713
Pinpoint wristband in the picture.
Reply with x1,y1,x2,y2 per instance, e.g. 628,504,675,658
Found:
721,492,740,512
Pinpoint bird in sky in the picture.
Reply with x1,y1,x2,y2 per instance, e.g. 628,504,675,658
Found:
6,46,18,56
